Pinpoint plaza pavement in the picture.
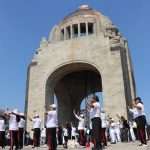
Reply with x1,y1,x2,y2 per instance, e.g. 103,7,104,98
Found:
4,141,150,150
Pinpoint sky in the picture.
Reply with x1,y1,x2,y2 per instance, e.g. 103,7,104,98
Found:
0,0,149,118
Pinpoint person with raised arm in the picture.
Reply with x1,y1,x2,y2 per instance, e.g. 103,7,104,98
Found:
73,109,86,146
29,113,41,148
5,109,20,150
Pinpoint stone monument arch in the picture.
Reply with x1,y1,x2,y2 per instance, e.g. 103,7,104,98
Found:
25,5,136,131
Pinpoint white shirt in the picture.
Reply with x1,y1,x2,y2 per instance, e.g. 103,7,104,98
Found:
129,108,138,119
91,102,101,119
41,128,46,137
74,114,85,130
46,110,58,128
136,103,145,117
71,127,76,136
9,114,18,131
32,118,41,129
129,103,145,118
101,112,108,128
18,118,25,128
0,119,5,131
63,128,68,136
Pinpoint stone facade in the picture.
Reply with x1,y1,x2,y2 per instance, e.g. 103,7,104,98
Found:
25,5,136,131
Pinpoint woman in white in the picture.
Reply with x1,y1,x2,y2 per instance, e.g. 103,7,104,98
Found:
129,97,147,146
73,110,86,146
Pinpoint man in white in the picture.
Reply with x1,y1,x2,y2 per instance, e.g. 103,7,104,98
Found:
18,113,25,149
45,104,58,150
29,114,41,148
6,109,20,150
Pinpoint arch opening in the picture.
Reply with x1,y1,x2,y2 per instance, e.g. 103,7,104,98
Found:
45,63,102,125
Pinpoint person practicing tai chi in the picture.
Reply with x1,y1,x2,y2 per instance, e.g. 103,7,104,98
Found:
29,113,41,148
89,95,102,150
45,104,58,150
73,109,86,146
18,113,25,149
5,109,20,150
129,97,147,147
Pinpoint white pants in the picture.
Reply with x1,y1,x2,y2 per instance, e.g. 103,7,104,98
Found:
109,128,116,143
115,128,121,142
130,127,136,141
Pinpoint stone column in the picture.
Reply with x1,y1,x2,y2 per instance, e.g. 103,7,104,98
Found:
64,27,66,40
86,22,88,36
78,23,80,37
70,24,73,39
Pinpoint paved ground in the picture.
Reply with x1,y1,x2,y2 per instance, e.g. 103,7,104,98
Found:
3,142,150,150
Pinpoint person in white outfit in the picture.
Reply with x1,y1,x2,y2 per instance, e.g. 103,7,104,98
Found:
18,113,25,149
109,119,117,144
45,104,58,150
63,124,68,149
115,121,121,142
6,109,20,150
73,110,86,146
29,114,41,148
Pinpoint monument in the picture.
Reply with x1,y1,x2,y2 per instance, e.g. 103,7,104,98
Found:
25,5,136,131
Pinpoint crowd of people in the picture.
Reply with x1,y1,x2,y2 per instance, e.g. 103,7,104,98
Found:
0,96,149,150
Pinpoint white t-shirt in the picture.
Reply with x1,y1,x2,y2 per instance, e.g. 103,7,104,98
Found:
91,102,101,119
74,114,85,130
71,127,76,136
18,118,25,128
129,103,145,119
63,128,68,136
9,114,18,131
129,108,138,119
32,118,41,129
46,110,58,128
136,103,145,117
101,112,108,128
0,119,5,131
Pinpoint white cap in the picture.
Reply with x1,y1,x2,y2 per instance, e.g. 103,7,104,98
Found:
50,104,57,108
13,109,19,114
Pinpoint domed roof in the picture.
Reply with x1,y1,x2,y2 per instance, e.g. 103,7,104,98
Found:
63,5,100,21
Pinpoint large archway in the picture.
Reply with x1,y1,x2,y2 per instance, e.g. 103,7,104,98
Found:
45,63,102,124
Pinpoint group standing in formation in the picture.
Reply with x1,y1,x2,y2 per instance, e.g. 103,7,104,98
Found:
0,96,149,150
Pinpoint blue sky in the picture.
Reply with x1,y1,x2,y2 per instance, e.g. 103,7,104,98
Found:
0,0,149,118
